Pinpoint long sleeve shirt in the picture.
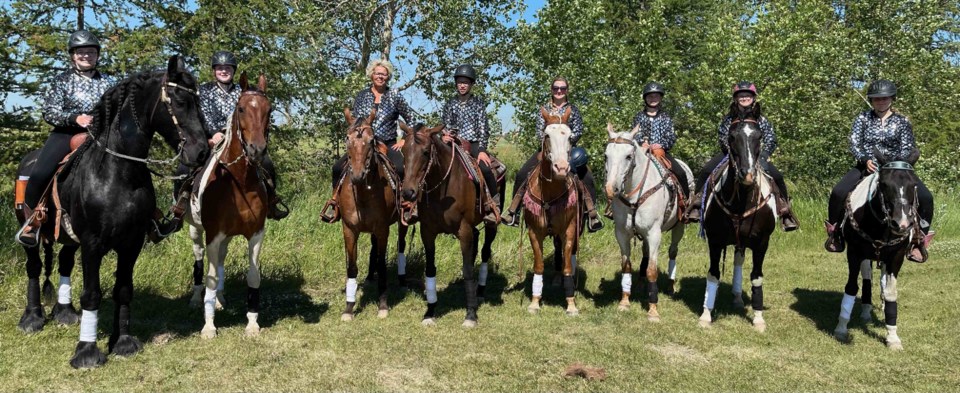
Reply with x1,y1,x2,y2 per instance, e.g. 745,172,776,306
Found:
849,110,916,164
534,102,584,145
199,81,241,137
42,69,118,132
718,115,777,159
441,95,491,151
351,86,418,142
630,110,677,151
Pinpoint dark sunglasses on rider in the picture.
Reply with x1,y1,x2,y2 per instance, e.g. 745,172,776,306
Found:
551,85,568,93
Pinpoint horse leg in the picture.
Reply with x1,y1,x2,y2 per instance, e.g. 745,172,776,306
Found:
375,229,390,318
342,227,359,321
562,224,578,317
699,244,723,328
18,243,45,333
731,249,746,309
52,245,80,325
188,224,206,308
421,229,440,326
478,223,497,302
750,240,769,333
666,224,684,297
551,236,562,287
244,229,265,336
834,250,864,342
396,224,409,290
69,246,107,369
859,259,873,323
880,261,904,350
109,244,144,357
41,241,55,305
459,224,480,328
645,230,663,322
201,234,228,338
365,239,377,286
528,228,546,314
614,224,633,311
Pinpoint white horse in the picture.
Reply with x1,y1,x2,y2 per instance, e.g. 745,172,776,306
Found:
604,124,693,321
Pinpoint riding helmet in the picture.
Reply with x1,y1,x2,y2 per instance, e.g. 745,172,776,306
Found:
570,147,589,169
67,30,101,53
866,80,897,99
211,51,238,69
453,64,477,82
642,82,666,98
732,81,757,97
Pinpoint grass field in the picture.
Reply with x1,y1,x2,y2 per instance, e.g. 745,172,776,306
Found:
0,143,957,392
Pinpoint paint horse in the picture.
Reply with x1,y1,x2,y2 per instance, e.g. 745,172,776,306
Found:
336,107,408,321
698,105,777,332
400,123,500,327
185,72,272,339
29,56,210,368
604,123,693,321
521,107,584,315
833,148,925,350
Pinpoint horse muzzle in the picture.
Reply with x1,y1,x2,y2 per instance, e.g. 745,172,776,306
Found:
553,162,570,177
401,188,418,202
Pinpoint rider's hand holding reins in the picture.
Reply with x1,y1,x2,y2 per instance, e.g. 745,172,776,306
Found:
866,159,877,173
478,151,491,166
209,131,224,148
76,114,94,128
391,139,404,151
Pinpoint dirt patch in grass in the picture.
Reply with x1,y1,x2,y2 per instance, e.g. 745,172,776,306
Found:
646,342,709,364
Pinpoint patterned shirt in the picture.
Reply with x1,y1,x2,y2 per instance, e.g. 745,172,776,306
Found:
630,109,676,151
718,115,777,159
850,110,916,164
441,95,490,151
42,69,118,132
535,102,584,145
199,81,241,137
351,86,418,142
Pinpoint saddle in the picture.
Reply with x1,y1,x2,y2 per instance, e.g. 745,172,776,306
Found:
16,133,91,244
450,137,501,221
701,159,776,222
321,141,402,222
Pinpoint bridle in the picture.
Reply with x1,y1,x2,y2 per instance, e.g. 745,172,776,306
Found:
410,132,456,195
345,124,378,180
845,161,920,256
607,136,669,209
220,90,269,167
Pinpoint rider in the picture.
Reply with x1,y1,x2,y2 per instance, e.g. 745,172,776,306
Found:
684,81,799,232
321,59,417,223
439,64,500,224
501,77,603,232
16,30,118,247
824,79,934,262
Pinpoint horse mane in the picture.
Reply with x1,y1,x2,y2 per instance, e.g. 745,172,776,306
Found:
88,71,161,139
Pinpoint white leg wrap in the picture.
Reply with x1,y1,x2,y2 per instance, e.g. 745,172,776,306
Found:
704,276,719,310
247,312,259,326
397,253,406,275
58,276,72,304
345,278,358,302
478,263,489,286
79,310,98,342
571,254,578,273
532,274,544,297
204,288,216,319
425,277,438,303
667,259,677,280
216,265,225,291
732,265,743,295
839,293,856,320
751,277,763,287
860,260,872,280
621,273,632,294
882,274,898,302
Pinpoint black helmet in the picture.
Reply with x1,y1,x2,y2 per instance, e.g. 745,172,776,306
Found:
453,64,477,82
67,30,100,53
732,81,757,97
866,79,897,98
211,51,238,69
570,147,588,168
642,82,665,98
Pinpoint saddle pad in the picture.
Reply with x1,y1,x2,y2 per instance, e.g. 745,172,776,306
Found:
190,114,234,225
452,142,481,185
845,172,878,215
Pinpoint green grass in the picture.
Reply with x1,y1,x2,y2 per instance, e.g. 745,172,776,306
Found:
0,145,958,392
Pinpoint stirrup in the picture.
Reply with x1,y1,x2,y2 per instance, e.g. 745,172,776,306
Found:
269,198,290,220
15,220,40,248
908,231,934,263
823,221,844,253
587,211,603,233
320,198,340,223
781,214,799,232
148,216,182,244
603,204,614,219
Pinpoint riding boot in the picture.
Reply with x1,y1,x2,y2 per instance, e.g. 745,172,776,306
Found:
823,221,844,253
777,196,799,232
501,184,526,227
320,175,345,223
263,177,290,220
579,182,603,232
148,208,182,244
908,230,934,263
684,191,703,223
15,204,41,248
482,191,500,225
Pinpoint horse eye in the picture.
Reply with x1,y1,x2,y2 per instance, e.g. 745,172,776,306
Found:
238,107,245,113
626,155,633,161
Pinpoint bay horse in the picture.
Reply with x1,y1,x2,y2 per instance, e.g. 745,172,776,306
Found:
698,105,776,332
399,123,499,327
25,56,210,368
604,123,693,321
185,72,272,339
833,148,924,350
522,107,583,315
335,106,408,321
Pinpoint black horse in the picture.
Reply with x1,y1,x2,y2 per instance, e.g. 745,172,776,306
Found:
833,148,923,350
697,104,777,332
16,56,210,368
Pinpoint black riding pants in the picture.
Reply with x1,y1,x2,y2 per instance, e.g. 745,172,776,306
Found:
513,151,597,205
662,153,690,198
25,130,78,208
828,166,934,233
331,139,404,190
467,141,498,197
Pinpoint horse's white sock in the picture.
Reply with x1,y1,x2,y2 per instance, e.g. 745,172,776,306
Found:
621,273,632,294
397,253,406,275
58,276,72,304
732,265,743,295
478,263,488,286
667,259,677,280
345,278,358,303
204,288,216,319
425,277,438,303
532,274,544,297
704,276,719,310
79,310,98,342
216,265,225,291
840,293,855,320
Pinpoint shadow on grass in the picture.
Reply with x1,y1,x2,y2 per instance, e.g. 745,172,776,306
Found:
790,287,885,345
675,276,753,325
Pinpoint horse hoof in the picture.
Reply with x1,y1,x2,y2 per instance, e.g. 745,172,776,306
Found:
200,325,217,339
565,308,579,317
648,313,661,323
527,304,540,314
70,341,106,369
110,334,143,357
834,330,849,342
377,309,389,319
618,303,630,312
245,325,261,337
18,307,46,333
52,303,80,325
698,316,712,328
887,340,904,351
340,313,354,322
753,321,767,333
421,318,436,326
462,319,478,328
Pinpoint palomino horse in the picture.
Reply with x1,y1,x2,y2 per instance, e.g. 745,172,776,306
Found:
14,149,80,333
336,107,408,321
400,124,500,327
604,123,693,321
522,107,583,315
29,56,210,368
186,73,272,339
698,105,776,332
833,148,924,350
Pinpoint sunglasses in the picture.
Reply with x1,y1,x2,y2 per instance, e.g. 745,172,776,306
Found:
551,86,568,92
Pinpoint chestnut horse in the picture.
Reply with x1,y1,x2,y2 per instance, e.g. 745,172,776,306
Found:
522,107,583,315
399,124,499,327
337,107,408,321
186,72,271,339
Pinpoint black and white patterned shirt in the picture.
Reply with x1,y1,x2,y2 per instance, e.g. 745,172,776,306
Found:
534,102,584,145
631,109,677,151
850,110,916,164
199,81,241,137
718,115,777,159
441,95,490,151
42,69,118,132
351,86,418,142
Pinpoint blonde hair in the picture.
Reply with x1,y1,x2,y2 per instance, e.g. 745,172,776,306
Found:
366,59,395,78
551,76,570,90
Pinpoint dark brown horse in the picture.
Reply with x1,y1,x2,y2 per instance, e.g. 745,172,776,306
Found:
522,107,583,315
336,107,408,321
399,123,499,327
185,72,271,339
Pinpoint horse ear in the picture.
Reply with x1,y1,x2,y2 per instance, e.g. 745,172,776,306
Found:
906,147,920,165
399,121,412,135
344,107,355,126
628,123,641,139
364,106,377,125
428,125,445,135
560,106,572,124
540,107,551,124
239,71,249,91
606,122,616,138
873,147,888,165
257,74,267,93
166,55,182,76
